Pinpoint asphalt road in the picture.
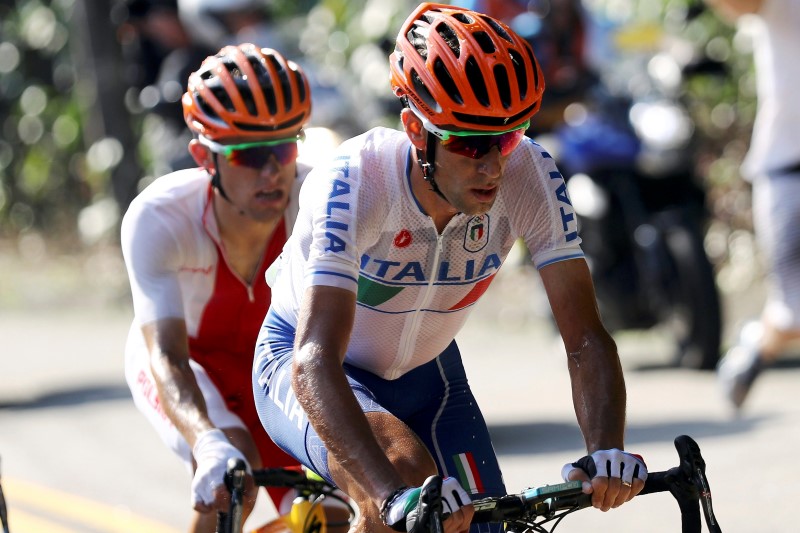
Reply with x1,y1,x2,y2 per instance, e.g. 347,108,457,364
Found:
1,264,797,532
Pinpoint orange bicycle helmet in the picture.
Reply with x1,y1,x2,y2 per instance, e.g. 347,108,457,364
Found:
183,43,311,141
390,2,545,133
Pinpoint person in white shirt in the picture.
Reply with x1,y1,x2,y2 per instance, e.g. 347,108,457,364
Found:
710,0,800,410
122,43,312,532
252,4,646,532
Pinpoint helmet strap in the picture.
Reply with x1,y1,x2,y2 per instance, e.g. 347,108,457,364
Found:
416,132,449,203
210,153,232,203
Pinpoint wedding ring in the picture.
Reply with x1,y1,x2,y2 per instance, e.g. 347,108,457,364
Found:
621,480,632,488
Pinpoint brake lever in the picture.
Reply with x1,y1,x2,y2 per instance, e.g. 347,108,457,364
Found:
415,475,444,533
224,458,247,533
674,435,722,533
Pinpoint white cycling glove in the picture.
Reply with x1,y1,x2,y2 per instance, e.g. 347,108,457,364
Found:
191,429,250,509
561,448,647,486
382,476,471,532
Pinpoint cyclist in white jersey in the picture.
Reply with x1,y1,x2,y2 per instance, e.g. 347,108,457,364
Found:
253,4,647,532
122,44,312,532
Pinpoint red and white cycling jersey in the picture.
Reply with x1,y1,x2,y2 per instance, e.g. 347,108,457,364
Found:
122,164,306,468
263,128,583,380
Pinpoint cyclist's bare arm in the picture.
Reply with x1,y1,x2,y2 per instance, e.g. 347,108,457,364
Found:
142,318,215,446
142,319,257,515
292,286,475,531
539,258,637,509
292,286,406,510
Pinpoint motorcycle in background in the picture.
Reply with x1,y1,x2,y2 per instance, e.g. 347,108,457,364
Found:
543,45,724,370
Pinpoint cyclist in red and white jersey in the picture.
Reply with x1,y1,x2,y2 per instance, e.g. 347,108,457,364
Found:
122,43,311,532
253,4,646,533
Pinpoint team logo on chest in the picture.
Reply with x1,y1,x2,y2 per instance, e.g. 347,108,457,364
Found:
393,229,412,248
464,214,489,252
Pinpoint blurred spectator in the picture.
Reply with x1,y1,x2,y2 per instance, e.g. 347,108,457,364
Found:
113,0,214,177
113,0,195,94
177,0,288,51
711,0,800,409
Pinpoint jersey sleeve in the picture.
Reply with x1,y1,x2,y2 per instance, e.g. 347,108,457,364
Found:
120,196,186,325
301,153,362,293
510,140,584,269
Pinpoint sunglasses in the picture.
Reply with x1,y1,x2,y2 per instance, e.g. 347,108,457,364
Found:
199,133,304,169
407,101,529,159
437,125,529,159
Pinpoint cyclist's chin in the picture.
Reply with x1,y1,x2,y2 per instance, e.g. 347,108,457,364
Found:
457,196,496,216
247,201,289,222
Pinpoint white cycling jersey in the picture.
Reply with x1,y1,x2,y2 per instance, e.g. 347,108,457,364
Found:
122,164,307,470
264,128,583,380
122,165,306,330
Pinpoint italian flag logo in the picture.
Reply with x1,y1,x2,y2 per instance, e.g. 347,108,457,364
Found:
453,452,484,495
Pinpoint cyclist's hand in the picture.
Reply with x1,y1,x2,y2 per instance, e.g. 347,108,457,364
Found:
190,429,250,512
382,477,472,532
561,448,647,511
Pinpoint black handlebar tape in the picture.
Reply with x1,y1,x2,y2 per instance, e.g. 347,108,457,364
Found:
252,468,308,488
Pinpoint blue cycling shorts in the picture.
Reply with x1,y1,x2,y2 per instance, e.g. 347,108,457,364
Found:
253,337,504,533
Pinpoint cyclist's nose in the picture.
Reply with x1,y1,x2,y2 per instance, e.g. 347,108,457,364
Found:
477,147,503,177
258,156,282,180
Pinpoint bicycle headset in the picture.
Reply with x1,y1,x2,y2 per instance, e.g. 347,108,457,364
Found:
181,43,312,199
389,2,546,200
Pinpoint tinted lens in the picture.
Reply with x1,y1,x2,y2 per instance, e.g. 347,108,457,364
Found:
226,142,298,168
440,129,526,159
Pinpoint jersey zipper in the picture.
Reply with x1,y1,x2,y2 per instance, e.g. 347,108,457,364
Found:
389,226,445,379
202,187,263,303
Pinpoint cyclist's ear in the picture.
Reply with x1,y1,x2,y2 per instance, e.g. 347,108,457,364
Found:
401,108,426,150
189,139,215,172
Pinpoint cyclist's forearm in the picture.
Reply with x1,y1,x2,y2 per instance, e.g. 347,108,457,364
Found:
567,336,627,452
142,319,215,445
150,350,215,446
292,346,404,507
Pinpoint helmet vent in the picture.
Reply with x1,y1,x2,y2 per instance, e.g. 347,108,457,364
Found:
411,69,440,112
453,102,537,127
481,16,513,43
509,48,528,100
433,58,463,104
222,62,257,115
493,65,511,109
465,56,489,107
292,69,307,105
472,31,496,54
266,55,294,113
233,113,305,133
407,28,429,59
210,86,235,113
435,23,460,58
451,13,474,25
524,45,541,93
195,93,220,122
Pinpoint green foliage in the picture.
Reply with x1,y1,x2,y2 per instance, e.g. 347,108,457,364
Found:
0,0,760,246
0,0,93,238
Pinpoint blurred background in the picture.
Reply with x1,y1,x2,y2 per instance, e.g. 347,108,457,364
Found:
0,0,760,336
1,0,795,531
